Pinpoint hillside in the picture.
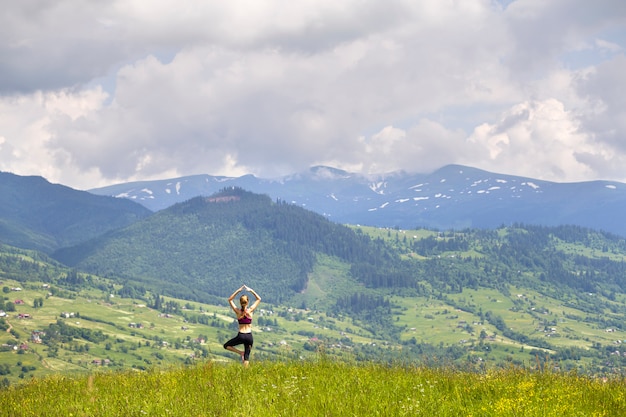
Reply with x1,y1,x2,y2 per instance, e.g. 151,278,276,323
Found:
49,187,626,358
3,224,626,386
0,172,152,253
51,187,398,303
52,187,626,312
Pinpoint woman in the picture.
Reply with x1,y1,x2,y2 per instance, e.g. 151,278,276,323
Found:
223,284,261,366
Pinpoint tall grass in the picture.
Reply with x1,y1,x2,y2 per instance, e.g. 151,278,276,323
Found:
1,359,625,416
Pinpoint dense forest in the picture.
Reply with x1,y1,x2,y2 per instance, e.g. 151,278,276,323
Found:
404,224,626,297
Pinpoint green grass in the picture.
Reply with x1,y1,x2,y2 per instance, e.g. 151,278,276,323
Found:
1,360,624,416
289,253,359,311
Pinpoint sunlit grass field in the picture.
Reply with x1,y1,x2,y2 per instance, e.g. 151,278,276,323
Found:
1,359,624,417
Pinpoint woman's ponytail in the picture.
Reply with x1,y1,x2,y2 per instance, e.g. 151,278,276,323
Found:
239,295,249,318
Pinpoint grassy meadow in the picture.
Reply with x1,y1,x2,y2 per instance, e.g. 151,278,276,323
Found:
1,359,625,417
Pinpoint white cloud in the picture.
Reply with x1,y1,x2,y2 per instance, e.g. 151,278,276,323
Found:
1,0,625,188
354,121,467,175
0,89,108,185
465,98,622,181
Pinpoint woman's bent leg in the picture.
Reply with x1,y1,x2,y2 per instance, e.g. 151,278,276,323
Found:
224,334,244,356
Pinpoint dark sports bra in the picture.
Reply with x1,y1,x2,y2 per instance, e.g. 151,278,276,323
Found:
238,314,252,325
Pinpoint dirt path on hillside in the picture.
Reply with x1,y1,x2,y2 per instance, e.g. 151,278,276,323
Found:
4,319,12,333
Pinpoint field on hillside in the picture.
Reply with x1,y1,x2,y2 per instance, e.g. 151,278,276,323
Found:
1,360,625,417
1,275,390,386
3,249,626,388
5,221,626,388
352,225,626,369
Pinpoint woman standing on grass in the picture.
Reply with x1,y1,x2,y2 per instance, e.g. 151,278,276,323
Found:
223,284,261,367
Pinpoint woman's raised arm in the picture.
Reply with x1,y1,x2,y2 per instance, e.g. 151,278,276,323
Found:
228,285,245,311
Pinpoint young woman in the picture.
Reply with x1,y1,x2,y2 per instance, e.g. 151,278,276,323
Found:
223,284,261,366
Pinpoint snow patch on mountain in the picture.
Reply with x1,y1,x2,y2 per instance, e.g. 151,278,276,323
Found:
369,182,387,194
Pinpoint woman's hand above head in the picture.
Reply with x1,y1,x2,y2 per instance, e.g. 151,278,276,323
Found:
246,287,261,312
229,285,245,303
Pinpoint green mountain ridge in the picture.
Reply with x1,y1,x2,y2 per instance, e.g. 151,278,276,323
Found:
0,171,152,253
52,188,400,303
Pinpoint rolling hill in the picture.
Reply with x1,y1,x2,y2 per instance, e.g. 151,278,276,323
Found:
0,171,152,253
51,187,399,304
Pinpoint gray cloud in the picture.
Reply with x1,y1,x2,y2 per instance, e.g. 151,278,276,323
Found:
573,54,626,178
503,0,626,75
0,1,127,92
1,0,625,189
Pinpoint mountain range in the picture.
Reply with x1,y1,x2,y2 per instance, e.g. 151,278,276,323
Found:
89,164,626,237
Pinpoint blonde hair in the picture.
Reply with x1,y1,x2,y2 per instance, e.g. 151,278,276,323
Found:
239,295,249,317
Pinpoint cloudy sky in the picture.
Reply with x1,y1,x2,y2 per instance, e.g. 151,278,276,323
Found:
1,0,625,190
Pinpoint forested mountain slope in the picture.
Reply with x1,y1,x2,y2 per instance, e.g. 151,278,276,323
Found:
52,188,399,303
0,171,152,253
52,186,626,324
395,224,626,298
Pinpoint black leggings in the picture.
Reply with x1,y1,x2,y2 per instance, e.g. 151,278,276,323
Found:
223,332,253,360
